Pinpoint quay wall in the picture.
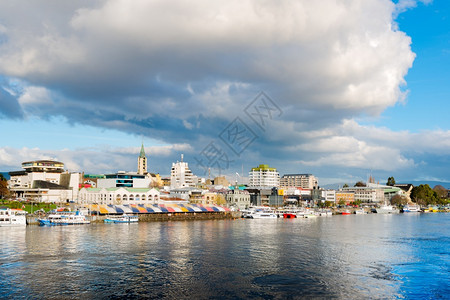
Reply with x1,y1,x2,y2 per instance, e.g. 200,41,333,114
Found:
26,211,241,225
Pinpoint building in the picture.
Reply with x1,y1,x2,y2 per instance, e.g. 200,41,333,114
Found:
226,188,250,210
78,187,159,205
137,143,148,175
322,190,336,203
341,187,384,204
170,154,196,189
8,160,80,203
335,191,355,205
280,174,318,189
248,164,280,188
97,172,151,188
213,176,230,187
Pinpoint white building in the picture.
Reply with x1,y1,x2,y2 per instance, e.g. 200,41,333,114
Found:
248,164,280,188
280,174,318,189
170,154,196,189
78,187,160,205
8,160,80,203
226,188,250,210
322,190,336,203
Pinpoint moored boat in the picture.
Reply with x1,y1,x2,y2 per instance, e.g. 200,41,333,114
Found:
376,205,399,214
0,207,27,226
250,211,278,219
341,210,352,215
104,214,138,223
403,204,421,213
38,211,90,226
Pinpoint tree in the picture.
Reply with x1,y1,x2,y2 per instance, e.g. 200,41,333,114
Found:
0,174,9,199
390,194,408,206
386,176,396,186
411,184,439,206
433,185,447,199
354,181,366,187
343,183,349,188
215,194,226,205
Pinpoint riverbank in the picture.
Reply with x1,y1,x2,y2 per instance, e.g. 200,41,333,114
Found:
26,211,242,225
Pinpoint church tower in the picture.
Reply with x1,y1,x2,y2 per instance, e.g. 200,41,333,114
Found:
137,143,148,175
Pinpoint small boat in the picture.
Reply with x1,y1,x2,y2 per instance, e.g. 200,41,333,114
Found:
341,210,352,215
38,211,90,226
0,207,27,226
283,213,297,219
318,209,332,216
376,205,399,214
403,204,421,213
104,214,138,223
354,209,366,214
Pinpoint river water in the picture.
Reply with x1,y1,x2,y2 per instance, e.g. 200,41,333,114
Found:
1,213,449,299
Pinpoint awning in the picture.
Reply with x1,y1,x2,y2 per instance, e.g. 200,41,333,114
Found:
211,206,220,212
115,206,125,214
157,205,169,213
151,205,162,213
179,204,195,212
139,204,155,213
124,205,140,213
116,205,133,213
165,206,176,213
131,204,147,213
202,205,214,212
195,205,209,212
189,205,203,212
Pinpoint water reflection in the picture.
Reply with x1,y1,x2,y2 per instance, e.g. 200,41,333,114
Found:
0,214,449,299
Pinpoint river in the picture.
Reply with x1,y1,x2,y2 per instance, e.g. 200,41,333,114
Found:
1,213,449,299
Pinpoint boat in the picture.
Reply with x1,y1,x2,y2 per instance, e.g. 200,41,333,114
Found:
283,212,297,218
318,209,332,216
104,214,138,223
403,204,421,213
0,207,27,226
354,208,366,214
249,211,278,219
341,210,352,215
38,211,90,226
376,204,399,214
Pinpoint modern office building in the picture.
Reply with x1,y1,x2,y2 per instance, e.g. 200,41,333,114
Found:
280,174,318,189
248,164,280,188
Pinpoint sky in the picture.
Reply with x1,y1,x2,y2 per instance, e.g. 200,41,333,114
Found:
0,0,449,185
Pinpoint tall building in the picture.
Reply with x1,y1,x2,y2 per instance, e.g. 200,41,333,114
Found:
248,164,280,188
170,154,196,189
280,174,318,189
137,143,148,175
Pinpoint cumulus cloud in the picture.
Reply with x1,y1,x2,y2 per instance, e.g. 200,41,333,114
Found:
1,0,443,183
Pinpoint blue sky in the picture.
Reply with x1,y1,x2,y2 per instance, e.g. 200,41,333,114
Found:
0,0,449,185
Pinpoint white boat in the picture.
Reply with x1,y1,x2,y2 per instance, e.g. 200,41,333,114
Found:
376,205,399,214
104,214,138,223
318,209,333,216
249,211,278,219
354,209,366,214
403,204,421,213
0,207,27,226
38,211,90,226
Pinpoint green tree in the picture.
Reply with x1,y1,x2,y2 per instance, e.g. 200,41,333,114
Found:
411,184,439,206
354,181,366,187
343,183,349,188
386,176,396,186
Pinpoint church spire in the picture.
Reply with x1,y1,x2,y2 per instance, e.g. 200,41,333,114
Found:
139,142,146,158
138,143,148,175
